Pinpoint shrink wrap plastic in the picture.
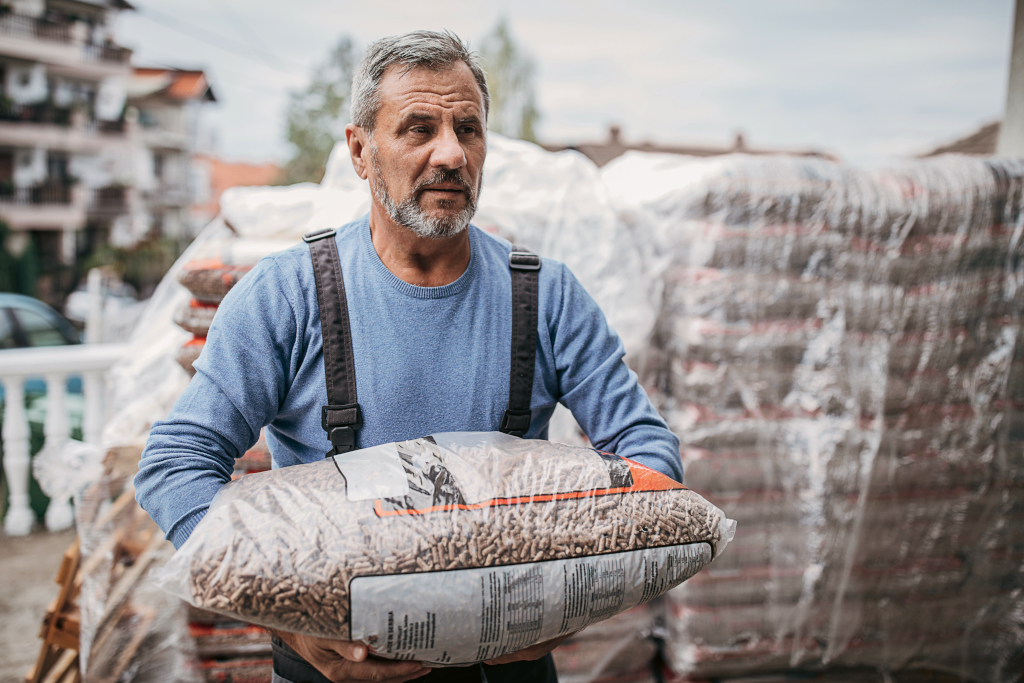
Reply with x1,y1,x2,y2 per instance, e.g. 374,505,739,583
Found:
599,153,1024,681
154,432,734,666
92,135,1024,679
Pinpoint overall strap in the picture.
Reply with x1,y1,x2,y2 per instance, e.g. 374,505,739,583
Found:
304,228,362,456
500,246,541,437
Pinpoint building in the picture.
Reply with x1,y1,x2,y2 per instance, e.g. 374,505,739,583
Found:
920,121,1001,157
0,1,218,304
0,0,134,293
126,67,216,244
190,154,280,230
544,125,838,168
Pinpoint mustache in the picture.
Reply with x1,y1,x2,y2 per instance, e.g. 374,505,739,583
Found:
413,169,473,196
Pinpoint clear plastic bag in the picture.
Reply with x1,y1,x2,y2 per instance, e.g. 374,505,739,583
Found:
154,432,734,665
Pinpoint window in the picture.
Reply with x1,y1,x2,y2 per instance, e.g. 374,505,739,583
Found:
0,309,19,349
12,307,71,347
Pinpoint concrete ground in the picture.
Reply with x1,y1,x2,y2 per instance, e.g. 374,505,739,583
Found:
0,528,77,683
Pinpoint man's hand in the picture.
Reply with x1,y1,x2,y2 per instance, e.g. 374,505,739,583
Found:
482,633,573,666
271,630,429,683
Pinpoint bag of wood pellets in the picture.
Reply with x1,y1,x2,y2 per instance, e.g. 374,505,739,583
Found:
154,432,735,665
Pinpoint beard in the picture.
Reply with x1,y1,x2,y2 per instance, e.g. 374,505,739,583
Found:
370,146,479,239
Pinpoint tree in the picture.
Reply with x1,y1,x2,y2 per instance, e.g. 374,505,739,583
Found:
282,36,357,185
480,18,540,143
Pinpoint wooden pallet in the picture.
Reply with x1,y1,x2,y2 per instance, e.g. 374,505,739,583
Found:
26,539,81,683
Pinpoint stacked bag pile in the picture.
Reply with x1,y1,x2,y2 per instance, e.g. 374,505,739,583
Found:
598,153,1024,681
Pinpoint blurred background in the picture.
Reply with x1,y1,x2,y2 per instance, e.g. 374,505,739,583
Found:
0,0,1017,320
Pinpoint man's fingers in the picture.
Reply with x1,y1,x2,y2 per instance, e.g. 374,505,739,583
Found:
323,639,368,662
333,659,428,681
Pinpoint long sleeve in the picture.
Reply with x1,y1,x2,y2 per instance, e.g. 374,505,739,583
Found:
135,255,302,548
548,264,684,482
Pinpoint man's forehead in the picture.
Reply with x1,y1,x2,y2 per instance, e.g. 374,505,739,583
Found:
377,62,484,113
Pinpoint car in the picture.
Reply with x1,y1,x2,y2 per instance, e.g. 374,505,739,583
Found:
0,293,82,349
0,294,83,398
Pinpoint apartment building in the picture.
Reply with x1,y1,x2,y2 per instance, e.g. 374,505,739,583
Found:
0,0,215,303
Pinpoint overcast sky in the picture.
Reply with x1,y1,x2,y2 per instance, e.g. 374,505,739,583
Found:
114,0,1017,166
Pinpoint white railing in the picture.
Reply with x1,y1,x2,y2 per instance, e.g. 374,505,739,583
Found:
1,343,128,535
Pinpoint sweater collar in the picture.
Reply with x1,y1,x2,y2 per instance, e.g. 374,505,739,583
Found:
361,215,478,299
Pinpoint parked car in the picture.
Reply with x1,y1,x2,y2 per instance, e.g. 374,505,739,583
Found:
0,293,81,349
0,294,82,398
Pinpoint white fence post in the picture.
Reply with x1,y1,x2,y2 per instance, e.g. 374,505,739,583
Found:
2,377,34,536
42,373,74,531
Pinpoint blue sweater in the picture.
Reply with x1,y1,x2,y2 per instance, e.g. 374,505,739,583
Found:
136,216,682,548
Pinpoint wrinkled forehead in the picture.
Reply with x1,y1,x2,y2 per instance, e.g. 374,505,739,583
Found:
377,61,486,115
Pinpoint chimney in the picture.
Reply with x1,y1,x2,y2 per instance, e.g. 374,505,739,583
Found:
608,125,622,145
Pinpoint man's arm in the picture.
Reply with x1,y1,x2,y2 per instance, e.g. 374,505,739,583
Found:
548,262,684,482
135,254,304,547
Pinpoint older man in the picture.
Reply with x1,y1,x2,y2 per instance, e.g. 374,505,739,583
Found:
136,30,682,683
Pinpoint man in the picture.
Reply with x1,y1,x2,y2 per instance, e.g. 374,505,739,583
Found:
136,30,683,683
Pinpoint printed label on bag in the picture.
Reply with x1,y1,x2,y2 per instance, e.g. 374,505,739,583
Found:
348,542,711,665
372,436,685,518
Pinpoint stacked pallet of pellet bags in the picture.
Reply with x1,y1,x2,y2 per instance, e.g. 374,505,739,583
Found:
599,152,1024,680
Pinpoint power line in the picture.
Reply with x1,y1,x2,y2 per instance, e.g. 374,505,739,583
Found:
211,0,296,69
131,3,303,75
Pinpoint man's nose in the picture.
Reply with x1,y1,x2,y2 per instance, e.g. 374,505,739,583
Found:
430,125,467,170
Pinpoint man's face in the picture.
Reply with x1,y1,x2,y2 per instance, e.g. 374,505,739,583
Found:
364,62,487,239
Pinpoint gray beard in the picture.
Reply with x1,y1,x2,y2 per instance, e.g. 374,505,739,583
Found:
370,146,479,240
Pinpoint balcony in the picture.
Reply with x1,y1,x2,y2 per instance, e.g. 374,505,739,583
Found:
0,182,87,231
0,182,73,205
87,185,128,217
0,11,72,42
0,13,132,77
0,101,72,127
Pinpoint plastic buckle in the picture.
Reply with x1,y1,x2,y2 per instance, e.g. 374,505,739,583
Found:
508,251,541,271
500,409,532,437
328,426,357,453
322,403,362,431
303,228,337,243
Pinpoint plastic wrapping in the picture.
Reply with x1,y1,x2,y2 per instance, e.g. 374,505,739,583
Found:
155,432,734,666
75,477,202,683
596,153,1024,681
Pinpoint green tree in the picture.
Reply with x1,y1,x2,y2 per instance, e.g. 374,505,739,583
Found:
281,36,357,185
480,18,540,142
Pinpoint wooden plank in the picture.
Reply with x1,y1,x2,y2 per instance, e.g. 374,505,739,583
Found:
40,650,76,683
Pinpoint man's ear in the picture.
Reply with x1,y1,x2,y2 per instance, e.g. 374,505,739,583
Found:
345,124,370,180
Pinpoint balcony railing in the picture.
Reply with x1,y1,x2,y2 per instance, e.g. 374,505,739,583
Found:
0,12,133,63
0,343,128,535
0,101,72,126
0,12,73,43
88,185,127,216
0,182,74,205
82,42,132,64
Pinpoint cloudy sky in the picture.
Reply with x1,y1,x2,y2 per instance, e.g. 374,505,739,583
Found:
114,0,1017,166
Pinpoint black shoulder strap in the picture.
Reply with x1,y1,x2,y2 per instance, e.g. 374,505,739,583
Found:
500,246,541,438
304,228,362,456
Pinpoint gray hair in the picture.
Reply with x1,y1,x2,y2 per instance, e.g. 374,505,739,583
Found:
350,30,490,134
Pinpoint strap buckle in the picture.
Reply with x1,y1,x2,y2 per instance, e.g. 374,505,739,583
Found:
499,408,532,437
322,403,362,455
508,251,541,271
303,228,337,243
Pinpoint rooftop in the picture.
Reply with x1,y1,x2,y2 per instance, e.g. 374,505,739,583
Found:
129,68,216,102
544,126,839,167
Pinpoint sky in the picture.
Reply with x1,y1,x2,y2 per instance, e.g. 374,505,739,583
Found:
114,0,1017,166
